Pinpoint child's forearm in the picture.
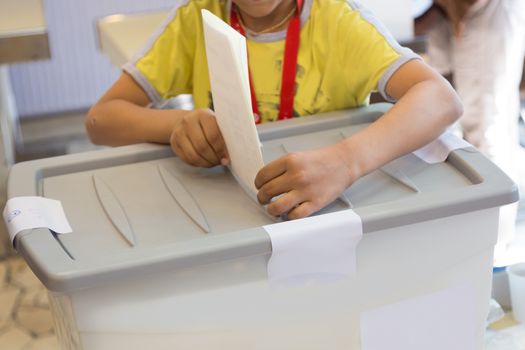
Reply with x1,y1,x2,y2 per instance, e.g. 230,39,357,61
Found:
338,77,462,181
86,99,190,146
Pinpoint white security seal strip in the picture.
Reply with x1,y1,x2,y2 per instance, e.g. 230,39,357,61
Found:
3,196,72,246
413,132,472,164
263,209,363,286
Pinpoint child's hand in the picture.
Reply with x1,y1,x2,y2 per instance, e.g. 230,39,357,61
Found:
170,108,229,167
254,144,356,220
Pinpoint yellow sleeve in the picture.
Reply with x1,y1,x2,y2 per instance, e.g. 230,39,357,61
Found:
337,2,420,104
122,3,198,104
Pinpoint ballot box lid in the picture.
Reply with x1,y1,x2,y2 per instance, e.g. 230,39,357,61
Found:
7,103,518,292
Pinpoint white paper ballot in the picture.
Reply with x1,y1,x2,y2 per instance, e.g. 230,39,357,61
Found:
3,196,72,245
264,209,363,286
360,285,477,350
413,132,472,164
202,10,264,200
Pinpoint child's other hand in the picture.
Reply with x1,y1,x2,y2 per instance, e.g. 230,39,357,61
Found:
170,108,229,167
254,144,355,220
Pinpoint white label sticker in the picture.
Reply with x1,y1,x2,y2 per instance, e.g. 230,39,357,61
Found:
263,209,363,287
413,132,472,164
3,196,72,245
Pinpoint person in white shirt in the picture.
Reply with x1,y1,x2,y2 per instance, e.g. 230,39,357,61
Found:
415,0,525,266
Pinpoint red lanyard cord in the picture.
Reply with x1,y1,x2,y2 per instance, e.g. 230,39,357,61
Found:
229,0,303,123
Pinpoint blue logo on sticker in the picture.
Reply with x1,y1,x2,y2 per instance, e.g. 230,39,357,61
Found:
7,209,21,223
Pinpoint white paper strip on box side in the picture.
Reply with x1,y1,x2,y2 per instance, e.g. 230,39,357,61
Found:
3,196,72,246
263,209,363,287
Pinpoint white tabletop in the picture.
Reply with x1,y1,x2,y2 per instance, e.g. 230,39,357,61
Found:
97,12,168,67
0,0,48,181
0,0,46,38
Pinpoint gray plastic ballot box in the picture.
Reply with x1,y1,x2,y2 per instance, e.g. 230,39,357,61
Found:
7,104,518,350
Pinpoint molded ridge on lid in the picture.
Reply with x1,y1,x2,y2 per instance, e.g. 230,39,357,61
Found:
93,174,136,246
157,164,210,233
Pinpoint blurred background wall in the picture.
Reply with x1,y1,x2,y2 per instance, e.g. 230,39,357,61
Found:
8,0,175,119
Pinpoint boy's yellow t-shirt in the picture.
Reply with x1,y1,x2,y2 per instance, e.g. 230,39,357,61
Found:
123,0,419,123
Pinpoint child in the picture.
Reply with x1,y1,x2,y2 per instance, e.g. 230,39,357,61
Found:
86,0,462,219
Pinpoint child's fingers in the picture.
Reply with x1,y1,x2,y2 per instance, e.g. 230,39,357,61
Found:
184,117,220,165
170,137,194,165
256,172,293,204
199,113,228,160
266,190,302,217
175,133,214,167
254,156,289,189
287,201,318,220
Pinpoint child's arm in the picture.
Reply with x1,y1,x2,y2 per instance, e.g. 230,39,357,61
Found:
254,59,463,219
86,72,228,167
